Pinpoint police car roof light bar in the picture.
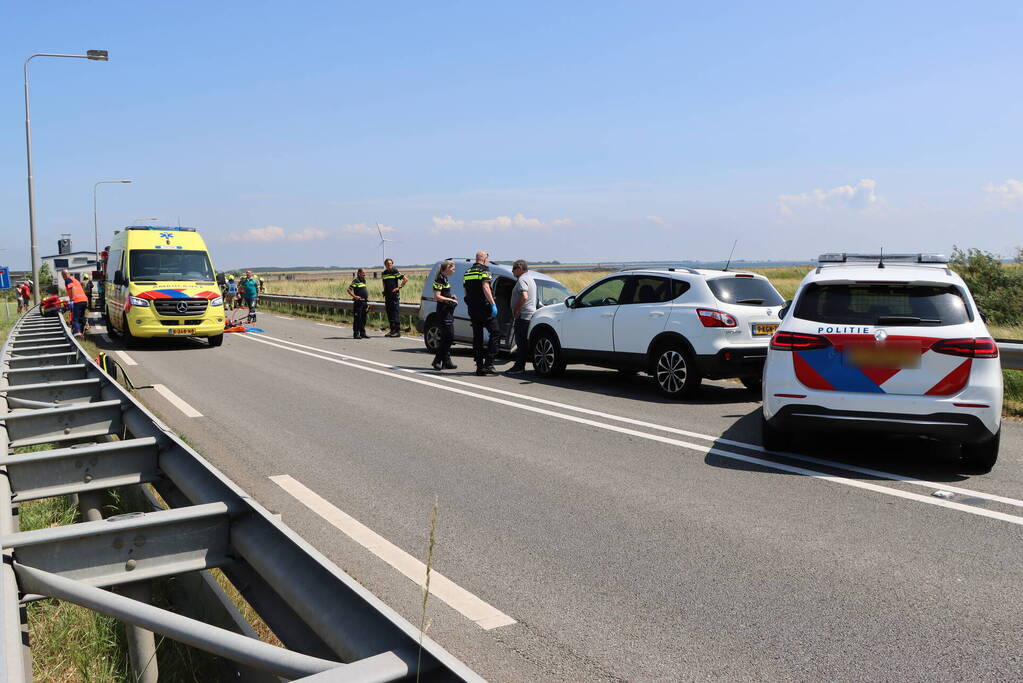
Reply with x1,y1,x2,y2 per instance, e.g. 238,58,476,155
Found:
817,253,948,265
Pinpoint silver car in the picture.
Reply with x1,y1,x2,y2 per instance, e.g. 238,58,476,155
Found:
417,259,572,354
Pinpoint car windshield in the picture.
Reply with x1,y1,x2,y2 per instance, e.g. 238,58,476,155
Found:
537,280,571,307
129,250,214,281
707,276,784,306
793,283,972,326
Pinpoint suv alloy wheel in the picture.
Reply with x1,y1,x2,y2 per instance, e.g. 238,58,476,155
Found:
423,316,441,352
653,344,701,397
531,330,565,377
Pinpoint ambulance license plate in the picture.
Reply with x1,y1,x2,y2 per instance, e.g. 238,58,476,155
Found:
169,328,196,335
751,323,778,336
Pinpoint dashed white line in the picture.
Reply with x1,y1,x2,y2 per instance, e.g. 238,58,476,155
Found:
239,332,1023,528
270,474,516,630
273,315,293,320
152,384,203,418
114,350,138,366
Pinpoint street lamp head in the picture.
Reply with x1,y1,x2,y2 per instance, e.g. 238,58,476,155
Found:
86,50,109,61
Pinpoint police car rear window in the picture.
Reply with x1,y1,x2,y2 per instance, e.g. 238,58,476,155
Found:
707,277,784,307
793,283,971,326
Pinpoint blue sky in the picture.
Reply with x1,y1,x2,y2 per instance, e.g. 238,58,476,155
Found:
2,1,1021,269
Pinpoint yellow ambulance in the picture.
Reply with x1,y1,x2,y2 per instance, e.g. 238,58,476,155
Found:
103,226,225,347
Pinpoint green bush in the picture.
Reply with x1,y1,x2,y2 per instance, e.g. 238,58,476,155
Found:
949,247,1023,326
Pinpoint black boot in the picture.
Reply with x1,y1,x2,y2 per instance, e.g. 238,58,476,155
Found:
442,356,457,370
432,357,443,371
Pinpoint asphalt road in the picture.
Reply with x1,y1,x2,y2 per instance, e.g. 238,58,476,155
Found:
87,312,1023,682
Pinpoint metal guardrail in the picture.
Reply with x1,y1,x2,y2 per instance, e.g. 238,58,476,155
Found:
260,293,420,317
996,340,1023,371
0,308,482,682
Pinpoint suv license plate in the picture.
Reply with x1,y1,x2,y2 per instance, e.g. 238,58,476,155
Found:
752,323,778,336
169,328,196,335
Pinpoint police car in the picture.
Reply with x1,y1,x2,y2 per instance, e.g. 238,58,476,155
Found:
528,268,785,397
762,253,1002,472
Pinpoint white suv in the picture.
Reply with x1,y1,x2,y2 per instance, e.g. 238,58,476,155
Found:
762,253,1002,472
528,268,785,397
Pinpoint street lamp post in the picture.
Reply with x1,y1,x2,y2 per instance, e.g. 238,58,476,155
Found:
93,180,132,264
24,49,108,304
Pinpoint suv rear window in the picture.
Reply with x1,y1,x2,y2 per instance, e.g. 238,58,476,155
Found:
793,283,971,326
707,277,784,307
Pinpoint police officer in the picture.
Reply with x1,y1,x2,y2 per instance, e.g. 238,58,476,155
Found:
381,258,408,337
463,250,500,375
431,259,458,370
347,268,369,339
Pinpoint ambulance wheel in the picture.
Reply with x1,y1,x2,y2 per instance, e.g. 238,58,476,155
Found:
761,413,793,452
122,315,139,349
961,429,999,473
207,334,224,348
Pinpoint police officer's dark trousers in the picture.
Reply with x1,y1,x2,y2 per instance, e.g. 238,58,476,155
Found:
353,299,368,337
469,308,500,369
385,294,401,334
433,305,454,365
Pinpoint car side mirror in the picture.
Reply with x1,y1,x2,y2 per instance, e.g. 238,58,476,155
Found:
778,300,792,319
564,295,576,308
113,270,125,286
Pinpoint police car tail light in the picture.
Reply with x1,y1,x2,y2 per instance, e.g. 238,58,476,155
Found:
770,331,831,351
697,308,737,327
931,337,998,359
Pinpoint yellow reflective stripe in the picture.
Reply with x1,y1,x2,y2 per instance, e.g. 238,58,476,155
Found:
382,273,401,279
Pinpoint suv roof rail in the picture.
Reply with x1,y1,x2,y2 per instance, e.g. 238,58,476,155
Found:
616,265,701,275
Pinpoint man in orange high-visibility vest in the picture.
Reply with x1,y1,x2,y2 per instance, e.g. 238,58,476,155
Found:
62,270,89,338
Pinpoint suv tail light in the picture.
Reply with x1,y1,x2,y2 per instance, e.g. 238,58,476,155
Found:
931,337,999,359
770,331,831,351
697,308,737,328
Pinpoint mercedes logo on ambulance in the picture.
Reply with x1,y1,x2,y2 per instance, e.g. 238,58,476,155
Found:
176,301,189,314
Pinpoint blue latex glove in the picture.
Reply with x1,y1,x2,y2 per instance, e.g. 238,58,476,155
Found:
490,303,498,318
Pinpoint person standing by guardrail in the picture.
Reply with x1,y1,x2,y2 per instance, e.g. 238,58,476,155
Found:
506,259,536,375
347,268,369,339
464,250,500,376
239,270,260,323
61,269,89,338
381,258,408,337
431,259,459,370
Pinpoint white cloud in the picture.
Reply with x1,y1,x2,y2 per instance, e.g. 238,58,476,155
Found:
983,179,1023,205
778,178,882,215
646,215,667,225
340,222,396,235
226,225,329,243
429,213,571,234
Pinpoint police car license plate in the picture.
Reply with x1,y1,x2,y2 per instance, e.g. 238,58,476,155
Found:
169,328,196,335
751,323,778,337
846,346,920,368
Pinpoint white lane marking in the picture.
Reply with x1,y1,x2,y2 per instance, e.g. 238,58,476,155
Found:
270,474,516,630
316,322,344,329
273,315,293,320
152,384,203,418
253,333,1023,511
238,334,1023,527
114,350,138,366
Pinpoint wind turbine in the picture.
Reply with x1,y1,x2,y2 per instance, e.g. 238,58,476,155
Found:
376,222,395,264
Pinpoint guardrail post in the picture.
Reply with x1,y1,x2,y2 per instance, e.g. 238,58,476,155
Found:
117,581,159,683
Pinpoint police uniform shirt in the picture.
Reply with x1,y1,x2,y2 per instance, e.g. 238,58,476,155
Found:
382,268,402,297
350,277,368,300
463,263,491,310
433,273,454,312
